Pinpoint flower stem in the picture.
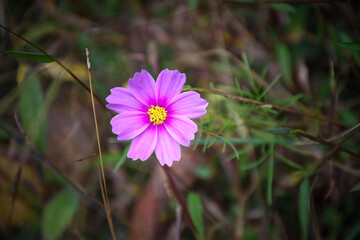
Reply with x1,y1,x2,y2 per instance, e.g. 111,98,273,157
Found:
162,166,197,236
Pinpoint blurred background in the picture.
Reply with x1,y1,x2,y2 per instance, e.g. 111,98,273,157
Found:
1,0,360,239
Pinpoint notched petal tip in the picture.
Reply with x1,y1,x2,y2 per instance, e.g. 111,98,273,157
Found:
163,157,181,167
128,69,156,107
155,125,181,166
164,162,172,167
156,69,186,107
128,156,149,162
127,149,150,162
126,125,157,161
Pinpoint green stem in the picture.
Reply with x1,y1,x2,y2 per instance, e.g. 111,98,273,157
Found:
190,87,346,128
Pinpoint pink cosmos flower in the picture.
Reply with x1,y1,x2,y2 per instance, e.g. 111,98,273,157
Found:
106,69,208,167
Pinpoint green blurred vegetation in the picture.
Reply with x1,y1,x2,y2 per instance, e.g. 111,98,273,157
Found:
0,0,360,239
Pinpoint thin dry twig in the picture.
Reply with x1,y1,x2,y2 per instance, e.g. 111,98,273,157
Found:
86,48,116,240
68,153,97,162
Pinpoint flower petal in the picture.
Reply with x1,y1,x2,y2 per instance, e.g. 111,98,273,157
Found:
155,125,181,166
128,70,156,107
167,91,208,119
127,125,157,161
106,87,147,113
110,112,150,140
155,69,186,107
164,115,197,147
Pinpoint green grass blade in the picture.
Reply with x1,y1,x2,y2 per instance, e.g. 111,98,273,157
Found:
241,52,258,94
337,42,360,51
257,74,282,100
1,50,54,62
275,153,303,170
113,145,130,172
241,151,270,171
299,179,310,240
276,43,292,84
267,144,274,205
350,182,360,192
187,192,204,240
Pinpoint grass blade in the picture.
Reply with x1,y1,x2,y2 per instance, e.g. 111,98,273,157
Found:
267,144,274,205
113,145,130,172
299,179,310,240
257,74,281,100
337,42,360,51
275,153,303,170
1,50,54,62
187,192,204,240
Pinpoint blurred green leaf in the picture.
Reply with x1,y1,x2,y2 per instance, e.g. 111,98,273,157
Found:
345,221,360,240
42,190,79,239
350,182,360,192
24,23,58,42
0,127,8,140
270,3,296,13
276,43,292,84
299,179,310,240
19,74,47,150
0,50,54,63
187,192,204,240
195,166,212,180
341,109,358,126
186,0,198,9
267,127,293,135
322,207,341,237
113,145,130,172
337,42,360,51
183,84,192,91
243,225,258,240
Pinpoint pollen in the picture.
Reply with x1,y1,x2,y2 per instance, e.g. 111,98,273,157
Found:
147,105,167,125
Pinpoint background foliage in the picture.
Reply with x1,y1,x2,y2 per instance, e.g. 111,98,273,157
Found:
0,0,360,239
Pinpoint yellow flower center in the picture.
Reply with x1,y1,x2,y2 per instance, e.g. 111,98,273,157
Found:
147,105,167,125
